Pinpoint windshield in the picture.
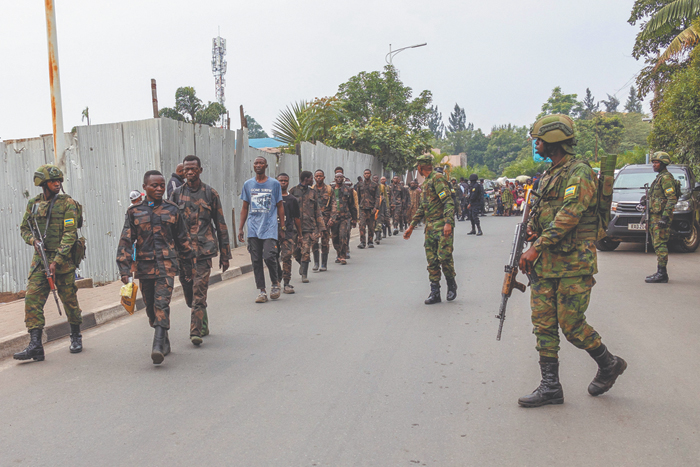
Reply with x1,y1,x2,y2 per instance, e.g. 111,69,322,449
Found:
614,168,688,190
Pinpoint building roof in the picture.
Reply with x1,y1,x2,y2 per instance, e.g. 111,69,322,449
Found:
248,137,285,149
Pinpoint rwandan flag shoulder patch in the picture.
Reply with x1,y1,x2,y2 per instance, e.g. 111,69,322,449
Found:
665,187,675,195
564,185,577,199
64,218,75,227
438,190,448,200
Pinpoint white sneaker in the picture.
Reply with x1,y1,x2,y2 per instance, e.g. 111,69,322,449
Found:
255,293,268,303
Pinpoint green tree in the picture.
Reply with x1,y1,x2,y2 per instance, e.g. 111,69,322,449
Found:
303,96,343,142
538,86,582,118
575,114,625,160
649,50,700,168
245,114,269,138
638,0,700,67
81,107,90,125
602,94,621,113
447,104,467,133
158,86,226,126
196,102,226,127
624,86,644,113
484,125,530,173
579,88,599,120
272,101,309,146
427,105,445,140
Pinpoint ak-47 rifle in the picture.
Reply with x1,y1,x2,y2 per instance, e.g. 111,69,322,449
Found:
496,190,540,340
28,203,63,316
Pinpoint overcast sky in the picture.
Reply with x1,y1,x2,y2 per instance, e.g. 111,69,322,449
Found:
1,0,647,141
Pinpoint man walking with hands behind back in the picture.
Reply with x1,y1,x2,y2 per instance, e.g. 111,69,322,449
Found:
290,171,327,283
239,156,284,303
404,155,457,304
356,169,380,248
170,155,231,346
518,114,626,407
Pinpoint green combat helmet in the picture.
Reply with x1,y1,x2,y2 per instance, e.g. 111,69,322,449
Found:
33,164,64,186
530,114,576,155
415,154,433,167
651,151,671,165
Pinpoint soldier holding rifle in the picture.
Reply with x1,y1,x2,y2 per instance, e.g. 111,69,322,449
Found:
15,165,83,361
517,115,626,407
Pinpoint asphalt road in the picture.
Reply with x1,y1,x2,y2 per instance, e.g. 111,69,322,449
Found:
1,216,699,466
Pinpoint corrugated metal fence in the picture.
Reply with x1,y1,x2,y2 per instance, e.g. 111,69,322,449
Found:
0,117,381,293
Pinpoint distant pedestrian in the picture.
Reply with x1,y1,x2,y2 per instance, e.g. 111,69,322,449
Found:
466,174,483,236
329,172,357,265
129,190,144,206
166,163,185,199
355,169,380,248
312,169,333,272
238,156,284,303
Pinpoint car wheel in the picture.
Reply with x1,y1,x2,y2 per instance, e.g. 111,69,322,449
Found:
674,220,700,252
595,237,620,251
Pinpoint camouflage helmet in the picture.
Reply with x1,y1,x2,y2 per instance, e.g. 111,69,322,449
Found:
530,114,576,155
415,154,433,167
33,164,64,186
651,151,671,165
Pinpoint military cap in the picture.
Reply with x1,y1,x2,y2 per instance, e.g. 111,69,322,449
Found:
530,114,577,155
651,151,671,165
33,164,64,186
415,155,433,166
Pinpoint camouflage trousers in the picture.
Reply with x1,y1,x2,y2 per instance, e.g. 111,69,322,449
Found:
293,232,315,263
391,205,404,230
359,209,376,244
650,214,671,267
375,203,388,233
25,268,82,330
331,218,351,259
530,275,602,359
179,258,211,337
140,276,175,330
423,225,456,282
277,236,296,284
312,222,331,255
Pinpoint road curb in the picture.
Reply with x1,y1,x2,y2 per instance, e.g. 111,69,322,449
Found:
0,263,255,361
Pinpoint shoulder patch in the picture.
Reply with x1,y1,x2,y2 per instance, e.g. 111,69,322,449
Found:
564,185,577,199
438,190,448,200
665,187,675,195
64,218,75,227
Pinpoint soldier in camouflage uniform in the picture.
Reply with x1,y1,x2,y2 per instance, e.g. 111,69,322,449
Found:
373,175,389,243
170,155,231,346
329,173,358,264
312,170,333,272
390,175,406,235
404,155,457,304
645,151,678,283
290,171,328,283
117,170,193,364
518,114,627,407
355,170,380,248
277,173,301,294
407,180,421,226
15,165,83,362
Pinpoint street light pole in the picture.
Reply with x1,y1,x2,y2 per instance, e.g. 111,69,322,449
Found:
386,42,427,65
44,0,66,170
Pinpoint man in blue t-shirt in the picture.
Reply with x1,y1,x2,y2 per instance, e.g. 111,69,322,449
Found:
238,156,285,303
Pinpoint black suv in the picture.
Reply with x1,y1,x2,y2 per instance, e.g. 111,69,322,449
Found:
596,164,700,252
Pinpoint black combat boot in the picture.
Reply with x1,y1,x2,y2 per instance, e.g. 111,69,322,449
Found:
387,226,392,237
446,277,458,301
476,226,483,236
312,251,320,272
518,358,564,407
358,241,366,249
301,262,310,283
375,231,381,245
382,226,387,238
69,324,83,353
645,265,668,283
320,253,328,271
467,229,476,235
587,344,627,396
425,282,441,305
151,326,166,365
163,330,171,356
13,328,45,362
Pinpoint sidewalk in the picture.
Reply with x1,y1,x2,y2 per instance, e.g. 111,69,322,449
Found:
0,227,369,360
0,246,253,360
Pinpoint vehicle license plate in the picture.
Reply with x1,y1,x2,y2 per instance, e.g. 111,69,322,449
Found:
628,223,645,231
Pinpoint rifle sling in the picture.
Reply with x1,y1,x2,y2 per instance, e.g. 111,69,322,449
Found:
42,195,58,241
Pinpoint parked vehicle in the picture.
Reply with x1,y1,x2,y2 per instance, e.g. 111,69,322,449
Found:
596,164,700,252
481,179,498,212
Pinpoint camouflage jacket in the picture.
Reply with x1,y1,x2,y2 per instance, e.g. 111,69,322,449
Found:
20,194,79,274
408,187,421,210
330,184,358,222
314,183,334,222
528,155,598,278
410,171,455,230
117,199,194,279
170,181,231,261
649,168,678,218
390,183,405,207
356,179,381,211
289,184,327,234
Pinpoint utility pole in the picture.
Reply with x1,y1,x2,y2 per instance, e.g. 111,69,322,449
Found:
44,0,66,169
151,79,159,118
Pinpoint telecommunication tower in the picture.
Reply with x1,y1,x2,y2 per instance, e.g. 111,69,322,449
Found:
211,34,227,126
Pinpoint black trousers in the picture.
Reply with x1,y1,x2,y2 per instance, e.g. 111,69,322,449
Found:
248,237,279,290
469,205,482,229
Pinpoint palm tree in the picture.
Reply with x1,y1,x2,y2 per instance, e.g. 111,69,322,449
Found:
272,101,308,146
641,0,700,68
81,106,90,125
